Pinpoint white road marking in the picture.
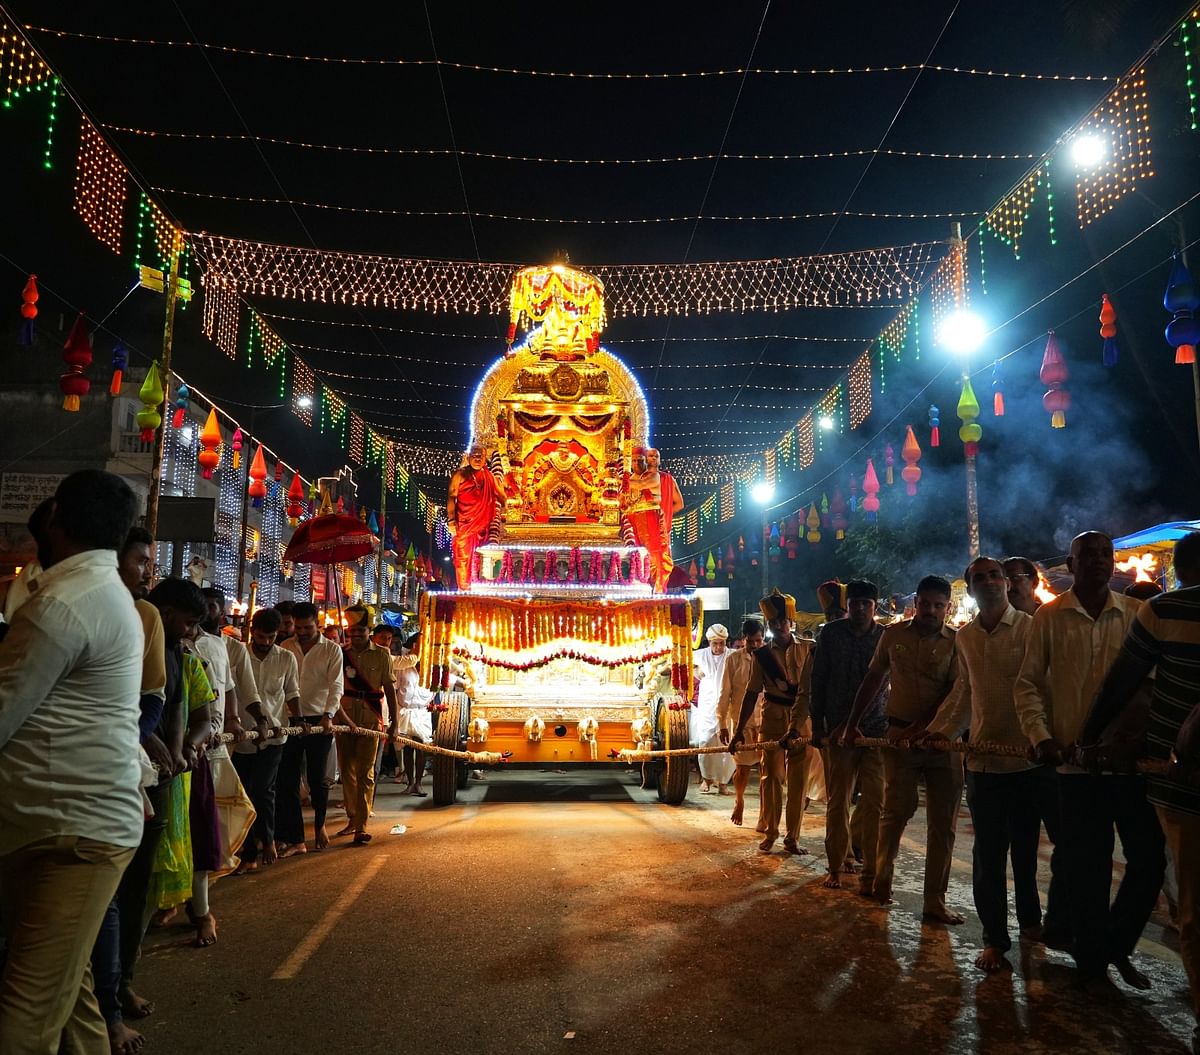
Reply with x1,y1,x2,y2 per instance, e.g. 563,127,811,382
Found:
271,855,387,980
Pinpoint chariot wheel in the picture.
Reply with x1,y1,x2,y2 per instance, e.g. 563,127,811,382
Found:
432,692,470,805
654,697,691,805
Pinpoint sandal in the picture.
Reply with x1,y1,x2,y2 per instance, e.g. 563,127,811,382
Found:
352,832,373,845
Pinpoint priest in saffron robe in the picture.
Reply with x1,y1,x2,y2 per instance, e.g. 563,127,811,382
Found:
447,444,502,588
624,448,683,592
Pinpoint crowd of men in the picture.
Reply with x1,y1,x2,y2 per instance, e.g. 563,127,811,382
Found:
2,468,1200,1053
690,532,1200,1052
0,471,433,1055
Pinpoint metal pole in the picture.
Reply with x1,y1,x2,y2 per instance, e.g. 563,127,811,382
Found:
760,505,768,599
949,221,981,557
235,407,255,606
145,235,182,540
376,449,388,605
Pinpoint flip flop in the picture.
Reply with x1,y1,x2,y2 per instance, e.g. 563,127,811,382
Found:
352,832,373,845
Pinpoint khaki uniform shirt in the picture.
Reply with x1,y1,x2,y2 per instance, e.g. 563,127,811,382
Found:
742,637,813,732
344,642,396,693
868,619,958,725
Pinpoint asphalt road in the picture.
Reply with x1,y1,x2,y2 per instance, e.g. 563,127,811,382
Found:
132,769,1194,1055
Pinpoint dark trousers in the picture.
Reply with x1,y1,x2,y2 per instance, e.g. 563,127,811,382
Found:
232,744,284,862
1031,764,1070,943
1058,772,1166,977
966,767,1055,953
90,899,122,1026
115,780,169,990
276,723,333,845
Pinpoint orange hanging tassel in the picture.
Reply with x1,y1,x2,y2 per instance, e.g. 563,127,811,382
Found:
1177,344,1197,365
993,392,1005,416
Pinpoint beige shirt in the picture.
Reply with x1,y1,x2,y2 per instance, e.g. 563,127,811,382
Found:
868,620,958,724
928,605,1033,773
716,649,762,728
1015,588,1142,767
239,644,300,751
742,637,812,730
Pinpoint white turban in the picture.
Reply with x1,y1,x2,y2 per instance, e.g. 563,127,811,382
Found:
706,623,729,642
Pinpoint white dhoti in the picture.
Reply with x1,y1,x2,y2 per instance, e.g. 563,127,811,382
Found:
693,647,735,785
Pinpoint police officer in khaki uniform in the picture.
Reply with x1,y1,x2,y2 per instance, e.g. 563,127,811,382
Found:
842,575,962,922
729,589,813,855
336,605,398,846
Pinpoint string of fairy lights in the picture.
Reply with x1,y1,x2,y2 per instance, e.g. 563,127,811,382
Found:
189,234,943,315
99,124,1045,163
6,8,1199,553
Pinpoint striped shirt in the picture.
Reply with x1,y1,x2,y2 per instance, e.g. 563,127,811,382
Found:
1123,586,1200,815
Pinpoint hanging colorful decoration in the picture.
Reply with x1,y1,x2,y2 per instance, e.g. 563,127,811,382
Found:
248,444,268,507
705,552,716,581
957,375,982,457
991,363,1005,416
1099,293,1119,367
197,407,222,479
274,460,284,483
901,425,922,496
286,473,305,526
724,543,736,580
784,514,799,559
830,489,848,540
171,382,190,429
74,117,127,255
19,275,38,346
805,503,821,545
231,427,243,469
136,362,164,442
848,473,858,513
59,314,92,412
1039,331,1070,428
862,458,881,521
884,443,894,486
984,167,1043,259
109,343,127,396
927,405,940,448
1163,254,1199,365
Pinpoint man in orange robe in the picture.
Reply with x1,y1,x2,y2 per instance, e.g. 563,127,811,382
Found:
624,448,684,591
447,445,501,589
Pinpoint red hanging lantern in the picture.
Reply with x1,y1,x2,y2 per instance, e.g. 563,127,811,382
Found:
1039,330,1070,428
286,473,306,526
19,274,38,345
785,514,800,559
171,383,190,429
862,458,881,519
723,542,736,580
231,428,243,469
274,460,284,482
1099,293,1119,367
248,444,268,507
197,407,222,479
901,425,922,496
59,314,92,412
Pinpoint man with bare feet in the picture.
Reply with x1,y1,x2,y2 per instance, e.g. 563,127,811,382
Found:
842,576,962,924
924,558,1040,972
719,619,766,829
277,603,345,856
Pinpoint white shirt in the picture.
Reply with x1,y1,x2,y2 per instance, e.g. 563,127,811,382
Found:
240,644,300,751
282,635,345,717
0,549,144,854
928,605,1033,773
1015,588,1142,771
224,635,259,714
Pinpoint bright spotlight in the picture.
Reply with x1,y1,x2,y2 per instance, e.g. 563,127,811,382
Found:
818,414,835,431
1071,133,1107,168
937,310,986,356
296,395,313,409
751,481,775,504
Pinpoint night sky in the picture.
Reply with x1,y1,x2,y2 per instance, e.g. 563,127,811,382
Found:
3,0,1198,581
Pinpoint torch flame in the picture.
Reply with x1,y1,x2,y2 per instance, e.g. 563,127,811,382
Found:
1115,552,1158,584
1034,574,1057,605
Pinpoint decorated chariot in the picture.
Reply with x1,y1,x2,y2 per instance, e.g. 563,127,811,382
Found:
416,263,701,804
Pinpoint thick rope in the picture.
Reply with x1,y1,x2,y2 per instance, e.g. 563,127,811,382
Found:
215,724,503,764
615,735,1174,777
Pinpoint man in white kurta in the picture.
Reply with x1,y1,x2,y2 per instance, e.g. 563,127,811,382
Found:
718,619,766,828
693,624,735,793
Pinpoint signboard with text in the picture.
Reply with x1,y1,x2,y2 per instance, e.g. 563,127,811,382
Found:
0,473,64,524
